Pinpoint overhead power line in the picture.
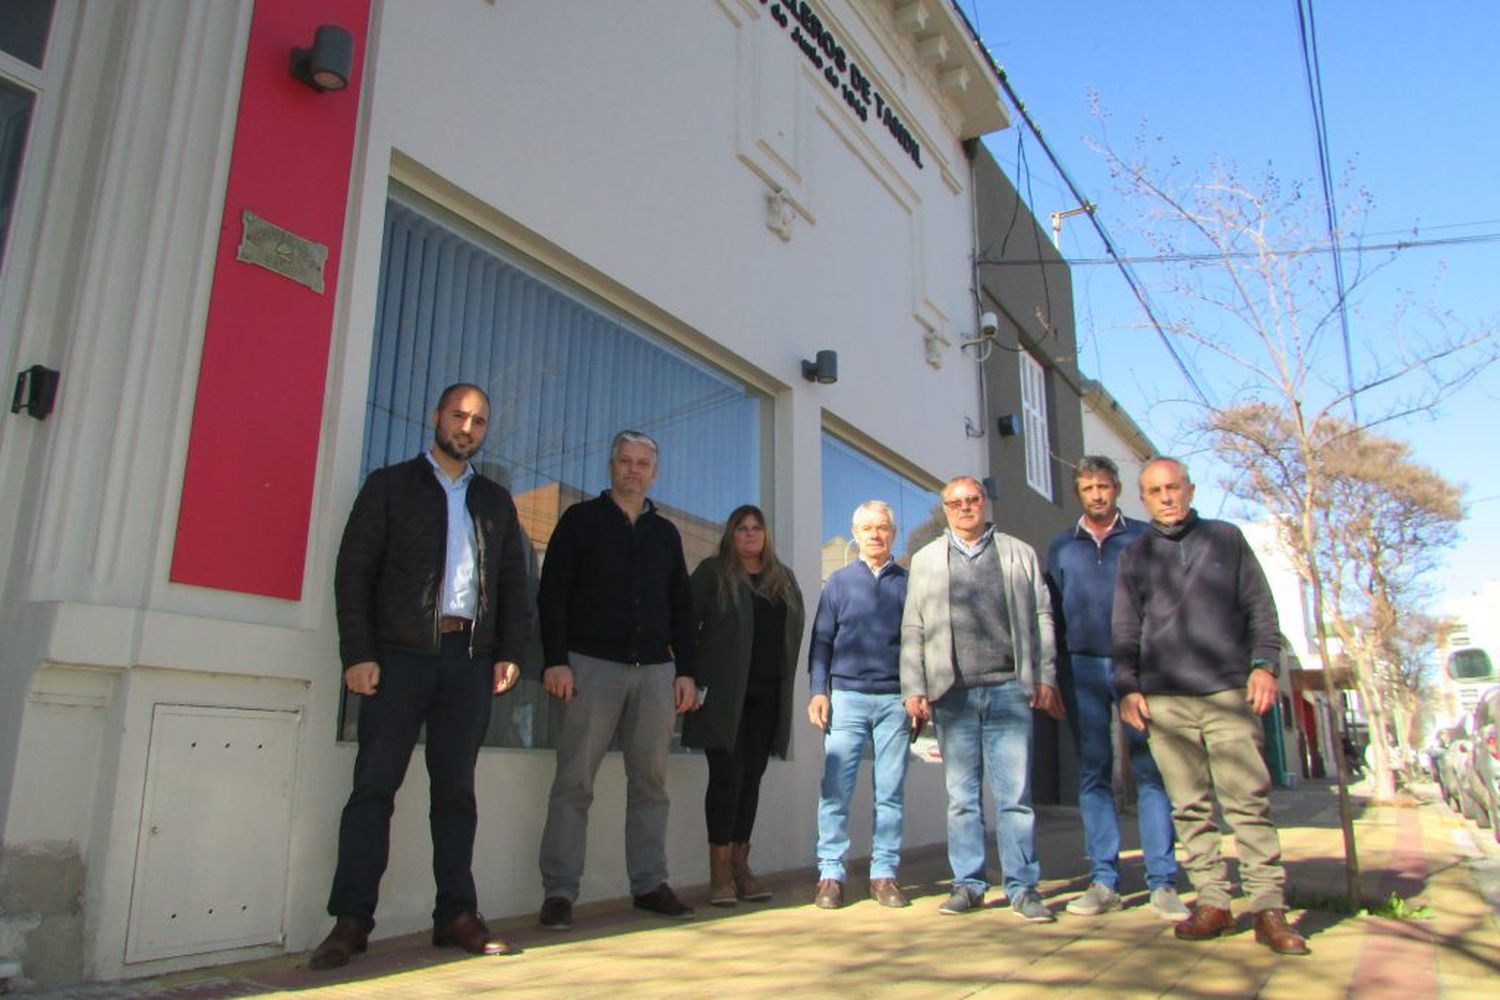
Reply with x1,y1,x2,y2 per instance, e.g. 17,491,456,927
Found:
1296,0,1359,422
986,67,1214,407
978,230,1500,267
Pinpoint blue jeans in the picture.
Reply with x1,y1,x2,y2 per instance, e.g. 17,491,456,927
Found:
931,680,1037,902
1061,654,1177,890
815,689,910,881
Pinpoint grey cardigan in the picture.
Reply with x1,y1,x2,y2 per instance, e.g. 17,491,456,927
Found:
900,530,1057,704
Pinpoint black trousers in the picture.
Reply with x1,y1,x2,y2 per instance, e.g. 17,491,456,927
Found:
704,676,780,845
327,633,493,925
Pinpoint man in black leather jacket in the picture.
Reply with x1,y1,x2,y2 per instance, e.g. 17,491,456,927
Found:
310,383,529,969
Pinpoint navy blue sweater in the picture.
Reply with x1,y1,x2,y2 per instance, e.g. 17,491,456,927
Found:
1045,515,1146,659
807,560,908,695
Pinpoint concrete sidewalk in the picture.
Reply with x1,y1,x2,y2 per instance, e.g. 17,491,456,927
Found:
36,780,1500,998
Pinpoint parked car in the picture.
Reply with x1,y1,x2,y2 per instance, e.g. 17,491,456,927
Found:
1460,685,1500,841
1435,723,1473,813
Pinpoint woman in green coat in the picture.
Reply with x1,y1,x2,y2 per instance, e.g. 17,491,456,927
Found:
681,504,805,906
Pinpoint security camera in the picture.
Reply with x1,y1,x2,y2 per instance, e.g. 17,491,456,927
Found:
980,311,998,337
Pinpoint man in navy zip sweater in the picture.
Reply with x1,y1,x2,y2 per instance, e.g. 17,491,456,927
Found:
1045,456,1184,921
806,500,911,910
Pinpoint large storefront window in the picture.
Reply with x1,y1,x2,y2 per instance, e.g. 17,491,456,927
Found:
341,192,770,746
0,0,55,275
820,433,942,581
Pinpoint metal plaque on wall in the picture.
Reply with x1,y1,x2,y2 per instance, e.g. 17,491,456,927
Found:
235,210,327,294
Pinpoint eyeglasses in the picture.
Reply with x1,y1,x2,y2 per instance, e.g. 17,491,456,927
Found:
943,495,985,510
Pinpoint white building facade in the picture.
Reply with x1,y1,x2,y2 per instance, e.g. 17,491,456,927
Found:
0,0,1013,987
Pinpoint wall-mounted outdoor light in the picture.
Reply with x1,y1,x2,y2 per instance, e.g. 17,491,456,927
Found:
290,24,354,92
996,413,1020,436
802,350,839,384
11,364,60,420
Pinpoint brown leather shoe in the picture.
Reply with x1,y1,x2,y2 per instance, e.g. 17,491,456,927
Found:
1253,908,1310,955
814,878,843,909
1174,904,1236,941
433,911,509,955
870,877,910,908
308,915,370,970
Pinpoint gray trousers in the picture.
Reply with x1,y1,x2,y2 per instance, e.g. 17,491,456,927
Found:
539,654,677,900
1146,689,1286,912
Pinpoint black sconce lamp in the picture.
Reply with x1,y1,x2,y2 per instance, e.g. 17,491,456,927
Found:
801,350,838,384
290,25,354,92
996,414,1020,436
11,365,60,420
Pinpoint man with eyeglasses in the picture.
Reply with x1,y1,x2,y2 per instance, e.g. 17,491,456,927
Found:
901,476,1062,922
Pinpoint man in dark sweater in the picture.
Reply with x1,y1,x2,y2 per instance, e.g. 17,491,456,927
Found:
1046,456,1183,921
1112,457,1308,955
535,430,699,931
806,500,911,910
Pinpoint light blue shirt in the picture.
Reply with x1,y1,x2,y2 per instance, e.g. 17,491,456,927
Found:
425,451,478,619
947,524,996,561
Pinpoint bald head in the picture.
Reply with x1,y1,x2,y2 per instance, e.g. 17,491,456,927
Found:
1139,457,1194,526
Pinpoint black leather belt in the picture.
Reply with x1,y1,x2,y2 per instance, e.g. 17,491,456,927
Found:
439,616,472,634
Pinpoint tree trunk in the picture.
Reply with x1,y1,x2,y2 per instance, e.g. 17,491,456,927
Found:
1358,673,1397,800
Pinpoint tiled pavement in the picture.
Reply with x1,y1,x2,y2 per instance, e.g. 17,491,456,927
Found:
33,780,1500,998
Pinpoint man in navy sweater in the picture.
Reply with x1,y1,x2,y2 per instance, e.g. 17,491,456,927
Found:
1046,456,1184,921
806,500,911,910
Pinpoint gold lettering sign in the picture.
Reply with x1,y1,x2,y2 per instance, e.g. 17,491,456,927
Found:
236,210,328,294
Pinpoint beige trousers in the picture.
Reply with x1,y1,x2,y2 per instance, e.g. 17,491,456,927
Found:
1146,689,1286,911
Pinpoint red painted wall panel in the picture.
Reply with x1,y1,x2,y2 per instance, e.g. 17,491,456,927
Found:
171,0,371,599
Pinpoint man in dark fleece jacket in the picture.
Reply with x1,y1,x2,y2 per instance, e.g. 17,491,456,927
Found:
1112,457,1308,956
806,500,910,910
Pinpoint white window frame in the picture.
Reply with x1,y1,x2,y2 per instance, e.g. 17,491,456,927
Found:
1019,350,1052,498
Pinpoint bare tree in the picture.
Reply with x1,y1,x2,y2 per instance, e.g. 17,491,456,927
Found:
1095,133,1495,902
1208,402,1463,800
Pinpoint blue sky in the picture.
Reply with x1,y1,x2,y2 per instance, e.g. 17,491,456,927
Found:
965,1,1500,606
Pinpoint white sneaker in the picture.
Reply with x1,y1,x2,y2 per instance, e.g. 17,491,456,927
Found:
1065,882,1122,916
1151,885,1190,922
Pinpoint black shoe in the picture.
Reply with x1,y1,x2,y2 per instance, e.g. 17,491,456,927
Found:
633,883,694,919
538,896,574,931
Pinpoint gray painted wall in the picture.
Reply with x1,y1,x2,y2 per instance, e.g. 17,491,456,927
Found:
971,143,1089,806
